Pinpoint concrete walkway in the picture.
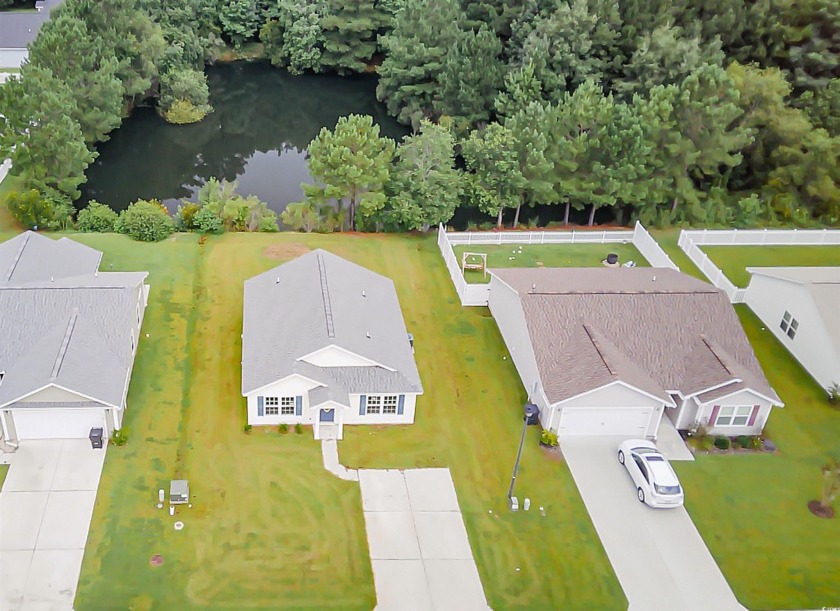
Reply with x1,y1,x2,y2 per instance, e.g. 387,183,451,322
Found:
656,418,694,462
320,441,489,610
0,440,106,611
560,436,744,611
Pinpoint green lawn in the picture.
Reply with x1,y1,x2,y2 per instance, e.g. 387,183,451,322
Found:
703,245,840,286
69,232,624,610
652,229,840,609
0,464,9,490
452,242,647,283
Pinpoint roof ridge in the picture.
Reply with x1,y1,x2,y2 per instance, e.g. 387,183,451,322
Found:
582,324,616,376
4,232,31,282
317,252,336,339
50,311,79,380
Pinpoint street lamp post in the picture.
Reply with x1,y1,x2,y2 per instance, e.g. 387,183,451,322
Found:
508,403,540,502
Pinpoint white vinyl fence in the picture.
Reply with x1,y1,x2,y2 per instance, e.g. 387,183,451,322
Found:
438,222,677,307
678,228,840,303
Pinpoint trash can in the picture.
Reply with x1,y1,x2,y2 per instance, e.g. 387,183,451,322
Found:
89,427,103,449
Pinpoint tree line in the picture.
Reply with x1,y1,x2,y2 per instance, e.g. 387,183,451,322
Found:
0,0,838,230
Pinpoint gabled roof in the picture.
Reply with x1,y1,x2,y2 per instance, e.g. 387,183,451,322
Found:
491,267,780,406
747,266,840,355
0,232,147,409
242,249,422,396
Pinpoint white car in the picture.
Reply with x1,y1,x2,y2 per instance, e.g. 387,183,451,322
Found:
617,439,684,508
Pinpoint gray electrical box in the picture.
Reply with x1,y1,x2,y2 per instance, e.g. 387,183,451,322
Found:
170,480,189,504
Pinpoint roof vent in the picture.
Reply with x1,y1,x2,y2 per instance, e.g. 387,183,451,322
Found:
362,290,366,298
652,275,656,282
50,276,54,282
531,283,536,291
366,331,371,339
275,277,280,284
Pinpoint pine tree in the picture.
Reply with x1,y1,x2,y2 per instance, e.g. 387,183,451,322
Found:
505,102,556,226
320,0,389,74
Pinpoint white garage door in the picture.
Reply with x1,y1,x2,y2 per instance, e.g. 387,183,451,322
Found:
558,407,652,436
11,409,107,440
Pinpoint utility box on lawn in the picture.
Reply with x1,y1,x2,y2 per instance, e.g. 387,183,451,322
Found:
170,480,189,505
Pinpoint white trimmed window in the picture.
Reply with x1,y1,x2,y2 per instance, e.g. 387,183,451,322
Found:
383,395,398,414
780,311,798,339
265,396,279,415
367,395,382,414
715,406,752,426
280,396,295,415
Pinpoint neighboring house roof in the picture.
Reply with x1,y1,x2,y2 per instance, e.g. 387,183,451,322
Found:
490,267,780,406
747,266,840,355
0,231,148,409
0,0,62,50
242,249,423,398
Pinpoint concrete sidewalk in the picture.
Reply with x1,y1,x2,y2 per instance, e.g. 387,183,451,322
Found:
561,436,744,611
0,439,106,611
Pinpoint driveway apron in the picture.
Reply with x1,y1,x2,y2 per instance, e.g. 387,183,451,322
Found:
560,436,745,611
0,440,106,611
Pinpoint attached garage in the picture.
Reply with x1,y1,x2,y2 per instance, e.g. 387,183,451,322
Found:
558,407,653,437
8,409,107,440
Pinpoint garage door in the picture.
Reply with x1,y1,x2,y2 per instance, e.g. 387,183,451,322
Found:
11,409,106,440
558,407,652,436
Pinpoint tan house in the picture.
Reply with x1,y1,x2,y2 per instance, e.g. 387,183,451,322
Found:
488,267,782,438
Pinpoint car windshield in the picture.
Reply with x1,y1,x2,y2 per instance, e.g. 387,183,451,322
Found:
646,456,665,461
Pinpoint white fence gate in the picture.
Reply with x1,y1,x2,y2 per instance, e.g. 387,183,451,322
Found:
678,228,840,303
437,222,677,307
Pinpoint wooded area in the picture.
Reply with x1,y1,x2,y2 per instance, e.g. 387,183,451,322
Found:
0,0,838,231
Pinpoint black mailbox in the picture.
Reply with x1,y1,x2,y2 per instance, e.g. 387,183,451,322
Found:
89,427,104,449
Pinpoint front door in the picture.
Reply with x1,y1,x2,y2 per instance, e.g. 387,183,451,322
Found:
320,408,335,422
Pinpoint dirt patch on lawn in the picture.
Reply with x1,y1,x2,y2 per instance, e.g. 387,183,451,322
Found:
262,244,311,260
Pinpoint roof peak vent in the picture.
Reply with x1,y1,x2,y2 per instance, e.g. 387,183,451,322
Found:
316,253,335,338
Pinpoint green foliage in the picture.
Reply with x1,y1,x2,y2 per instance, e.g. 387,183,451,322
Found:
77,200,119,232
714,436,731,451
320,0,388,73
111,428,129,446
116,200,176,242
218,0,262,48
175,202,201,230
243,424,252,433
193,205,225,234
540,429,559,447
6,189,75,231
261,1,325,74
278,423,290,434
301,114,395,230
798,79,840,138
281,201,346,232
195,178,278,232
380,121,463,230
736,435,752,449
294,423,303,434
158,68,212,124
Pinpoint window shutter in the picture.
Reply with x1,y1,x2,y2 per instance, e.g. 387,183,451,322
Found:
295,396,302,416
708,405,720,426
747,405,760,427
359,395,367,416
397,394,405,415
257,396,264,417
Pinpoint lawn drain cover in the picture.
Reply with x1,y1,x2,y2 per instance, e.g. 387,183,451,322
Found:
174,521,185,531
150,554,164,567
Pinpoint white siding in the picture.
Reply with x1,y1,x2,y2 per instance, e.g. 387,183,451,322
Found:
18,385,92,403
343,393,418,425
696,389,774,436
246,375,321,425
553,382,665,438
299,345,381,368
745,275,840,390
487,274,541,403
0,49,27,70
11,408,106,440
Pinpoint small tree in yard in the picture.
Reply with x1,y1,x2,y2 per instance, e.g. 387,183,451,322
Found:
809,458,840,518
116,200,176,242
77,200,118,232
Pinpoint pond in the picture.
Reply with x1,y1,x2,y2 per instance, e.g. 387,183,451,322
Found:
80,61,409,214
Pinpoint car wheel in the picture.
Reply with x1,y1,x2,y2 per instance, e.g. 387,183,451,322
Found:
637,488,645,503
618,450,625,465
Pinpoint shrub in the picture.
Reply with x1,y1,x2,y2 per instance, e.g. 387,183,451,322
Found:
714,436,731,450
175,202,201,230
827,383,840,406
294,423,303,434
540,429,558,447
111,428,129,446
77,200,118,232
158,68,212,125
278,423,289,434
7,188,74,230
736,435,751,449
193,206,224,234
750,436,764,451
243,424,252,433
116,200,175,242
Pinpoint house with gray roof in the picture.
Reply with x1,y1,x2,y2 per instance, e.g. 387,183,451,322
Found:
744,267,840,392
242,249,422,439
0,0,63,70
488,267,782,438
0,231,148,442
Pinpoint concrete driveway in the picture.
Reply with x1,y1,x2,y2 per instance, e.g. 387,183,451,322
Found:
0,440,106,611
560,437,745,611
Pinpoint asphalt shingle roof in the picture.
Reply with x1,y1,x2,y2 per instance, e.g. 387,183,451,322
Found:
0,232,147,409
490,267,780,405
242,249,422,397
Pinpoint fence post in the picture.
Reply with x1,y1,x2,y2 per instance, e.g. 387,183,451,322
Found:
541,232,545,245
